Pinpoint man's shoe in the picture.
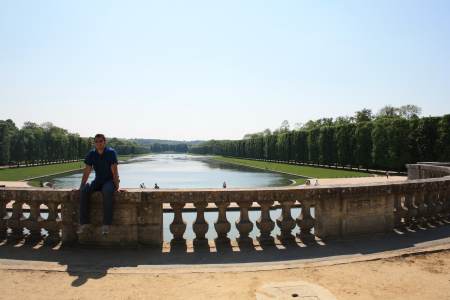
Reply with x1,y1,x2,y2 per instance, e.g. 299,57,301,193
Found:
101,225,110,236
76,224,89,235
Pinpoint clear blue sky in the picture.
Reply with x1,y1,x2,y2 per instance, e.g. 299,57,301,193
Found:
1,0,449,140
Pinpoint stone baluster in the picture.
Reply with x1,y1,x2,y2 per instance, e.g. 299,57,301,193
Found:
193,201,209,245
393,193,403,228
27,201,42,241
424,187,437,223
256,200,275,245
404,192,417,228
169,202,186,243
235,201,253,244
45,202,60,243
444,184,450,219
297,200,315,242
214,201,231,243
435,185,445,220
276,200,296,243
0,198,6,240
414,189,428,227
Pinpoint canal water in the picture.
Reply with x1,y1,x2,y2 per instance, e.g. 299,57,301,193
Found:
51,154,293,189
38,154,312,241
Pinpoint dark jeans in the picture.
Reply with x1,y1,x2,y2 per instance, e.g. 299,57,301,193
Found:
79,180,115,225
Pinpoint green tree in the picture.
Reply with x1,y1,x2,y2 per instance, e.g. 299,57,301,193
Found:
307,128,320,163
438,114,450,161
415,117,440,161
372,119,390,169
354,108,373,123
319,126,335,164
335,123,355,166
354,122,373,168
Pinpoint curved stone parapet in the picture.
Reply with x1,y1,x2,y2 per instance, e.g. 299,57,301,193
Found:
407,162,450,180
0,163,449,247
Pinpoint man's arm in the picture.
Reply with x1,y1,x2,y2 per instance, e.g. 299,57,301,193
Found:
111,163,120,191
80,165,92,188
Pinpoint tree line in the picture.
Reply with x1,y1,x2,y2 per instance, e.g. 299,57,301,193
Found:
149,143,189,153
189,105,450,171
0,120,150,165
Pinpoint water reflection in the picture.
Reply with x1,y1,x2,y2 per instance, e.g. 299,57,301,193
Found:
51,154,293,189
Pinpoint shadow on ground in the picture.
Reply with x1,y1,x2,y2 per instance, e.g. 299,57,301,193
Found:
0,220,450,287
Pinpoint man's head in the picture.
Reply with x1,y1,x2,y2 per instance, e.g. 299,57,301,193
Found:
94,133,106,152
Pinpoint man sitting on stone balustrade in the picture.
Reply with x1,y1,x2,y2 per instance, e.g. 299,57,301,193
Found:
76,134,121,236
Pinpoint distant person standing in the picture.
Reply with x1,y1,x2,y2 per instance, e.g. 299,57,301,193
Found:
77,134,121,235
223,181,227,188
386,171,390,179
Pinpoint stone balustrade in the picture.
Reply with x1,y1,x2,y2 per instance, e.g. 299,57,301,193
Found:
0,163,449,247
0,189,71,244
407,162,450,180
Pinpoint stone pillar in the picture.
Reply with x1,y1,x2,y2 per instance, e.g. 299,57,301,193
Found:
315,186,395,240
340,186,395,236
77,191,139,246
139,192,162,247
61,191,78,245
314,189,342,239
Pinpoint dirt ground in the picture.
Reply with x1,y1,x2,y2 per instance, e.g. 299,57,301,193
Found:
0,181,30,187
0,250,449,300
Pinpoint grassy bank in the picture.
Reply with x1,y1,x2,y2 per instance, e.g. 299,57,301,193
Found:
0,162,84,181
0,154,144,182
212,156,373,179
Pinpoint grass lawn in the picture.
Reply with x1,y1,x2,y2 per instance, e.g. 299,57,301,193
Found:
0,162,85,181
0,154,144,182
212,156,373,179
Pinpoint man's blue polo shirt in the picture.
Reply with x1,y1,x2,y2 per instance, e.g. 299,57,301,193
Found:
84,147,118,184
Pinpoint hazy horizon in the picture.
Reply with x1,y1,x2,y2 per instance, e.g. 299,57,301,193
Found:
2,1,449,140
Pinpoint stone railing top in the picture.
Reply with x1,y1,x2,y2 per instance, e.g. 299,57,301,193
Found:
1,174,449,203
416,162,450,167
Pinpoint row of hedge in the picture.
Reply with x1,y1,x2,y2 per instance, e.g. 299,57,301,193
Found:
189,115,450,171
